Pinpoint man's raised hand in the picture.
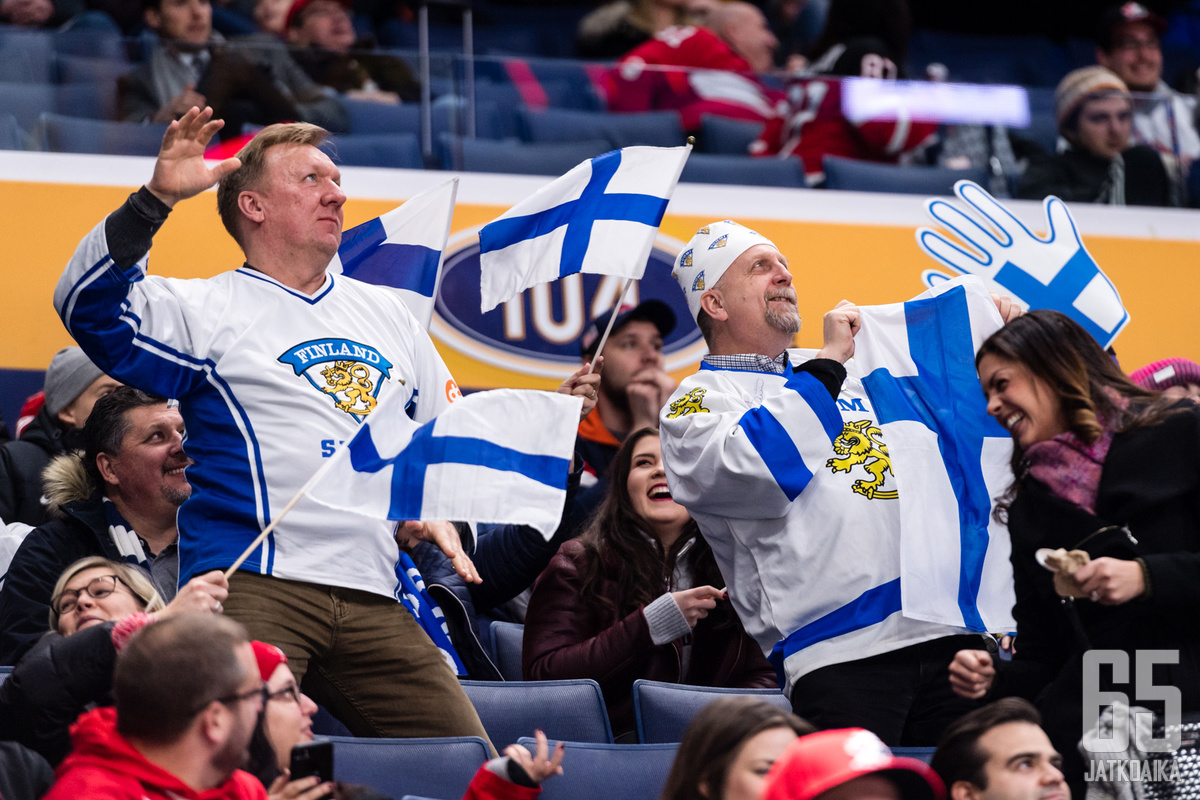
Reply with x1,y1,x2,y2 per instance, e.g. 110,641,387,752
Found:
146,106,242,209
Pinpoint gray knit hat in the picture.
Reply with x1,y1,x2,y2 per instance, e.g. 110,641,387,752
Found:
44,347,105,418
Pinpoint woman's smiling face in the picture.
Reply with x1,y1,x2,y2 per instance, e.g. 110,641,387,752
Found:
978,353,1068,448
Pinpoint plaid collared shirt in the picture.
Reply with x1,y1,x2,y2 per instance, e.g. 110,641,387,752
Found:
702,352,790,374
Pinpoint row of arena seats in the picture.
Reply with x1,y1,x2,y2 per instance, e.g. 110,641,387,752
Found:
0,665,936,800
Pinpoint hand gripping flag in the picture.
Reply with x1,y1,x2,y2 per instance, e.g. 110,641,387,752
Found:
915,180,1129,350
477,145,691,313
307,388,582,540
855,276,1016,632
329,178,459,330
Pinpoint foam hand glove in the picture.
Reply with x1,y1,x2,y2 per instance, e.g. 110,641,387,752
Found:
915,180,1129,349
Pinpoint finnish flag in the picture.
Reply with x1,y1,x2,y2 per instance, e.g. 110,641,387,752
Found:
856,276,1016,633
307,388,582,540
329,178,458,330
477,146,691,313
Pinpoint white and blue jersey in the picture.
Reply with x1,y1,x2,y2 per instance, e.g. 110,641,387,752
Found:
56,218,458,598
659,351,968,696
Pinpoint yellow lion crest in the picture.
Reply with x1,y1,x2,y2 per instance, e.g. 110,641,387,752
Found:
826,420,897,500
666,387,709,419
320,360,378,416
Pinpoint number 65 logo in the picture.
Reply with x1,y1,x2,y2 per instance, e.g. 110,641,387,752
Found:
1083,650,1182,753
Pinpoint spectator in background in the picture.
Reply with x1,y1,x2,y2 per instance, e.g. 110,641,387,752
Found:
762,728,945,800
252,0,289,35
0,556,227,766
1129,356,1200,401
44,614,268,800
660,696,815,800
575,300,676,518
119,0,348,137
523,428,777,740
576,0,692,61
0,388,192,663
0,347,119,528
1095,1,1199,193
605,1,786,132
285,0,419,104
752,0,938,183
1017,66,1171,205
930,699,1068,800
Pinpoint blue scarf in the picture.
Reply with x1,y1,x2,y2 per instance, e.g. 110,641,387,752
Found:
394,551,466,676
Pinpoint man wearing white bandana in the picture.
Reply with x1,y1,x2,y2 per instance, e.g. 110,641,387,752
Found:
0,387,226,663
659,220,999,745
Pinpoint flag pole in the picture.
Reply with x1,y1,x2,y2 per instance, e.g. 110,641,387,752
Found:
223,456,339,579
584,277,636,374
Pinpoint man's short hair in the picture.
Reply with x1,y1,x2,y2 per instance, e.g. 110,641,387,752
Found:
216,122,331,247
930,697,1043,790
114,614,250,743
83,386,167,490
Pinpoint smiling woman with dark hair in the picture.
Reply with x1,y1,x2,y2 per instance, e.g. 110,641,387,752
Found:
523,427,777,740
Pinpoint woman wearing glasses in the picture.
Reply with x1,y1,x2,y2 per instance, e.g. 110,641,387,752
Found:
0,556,227,765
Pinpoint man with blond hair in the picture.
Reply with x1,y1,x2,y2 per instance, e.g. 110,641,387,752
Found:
55,108,489,742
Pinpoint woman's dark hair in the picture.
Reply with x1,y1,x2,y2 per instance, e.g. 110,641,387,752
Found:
977,310,1179,513
246,713,283,788
659,696,815,800
575,428,725,621
806,0,912,65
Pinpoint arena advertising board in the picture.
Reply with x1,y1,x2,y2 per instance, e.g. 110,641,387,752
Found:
2,152,1198,411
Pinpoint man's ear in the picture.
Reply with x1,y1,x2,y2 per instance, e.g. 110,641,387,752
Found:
699,290,727,322
238,190,266,224
57,404,80,429
197,701,228,746
96,452,120,488
950,779,982,800
144,6,161,31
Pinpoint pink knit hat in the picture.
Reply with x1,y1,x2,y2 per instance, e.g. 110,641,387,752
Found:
1128,358,1200,392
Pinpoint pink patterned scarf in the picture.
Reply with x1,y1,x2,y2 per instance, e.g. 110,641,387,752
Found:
1023,392,1129,514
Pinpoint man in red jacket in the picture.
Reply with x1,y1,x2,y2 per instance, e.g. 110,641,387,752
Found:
45,614,268,800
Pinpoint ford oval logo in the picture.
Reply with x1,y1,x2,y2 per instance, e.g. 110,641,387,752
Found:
432,233,707,378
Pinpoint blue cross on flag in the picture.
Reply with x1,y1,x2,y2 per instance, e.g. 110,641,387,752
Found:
855,276,1016,633
329,178,459,330
306,388,582,540
477,146,691,313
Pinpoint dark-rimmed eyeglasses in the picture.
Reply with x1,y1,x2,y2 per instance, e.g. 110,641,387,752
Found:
266,684,303,705
215,684,267,709
53,574,130,616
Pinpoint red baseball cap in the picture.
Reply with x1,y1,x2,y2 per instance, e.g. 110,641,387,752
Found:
763,729,945,800
251,640,288,682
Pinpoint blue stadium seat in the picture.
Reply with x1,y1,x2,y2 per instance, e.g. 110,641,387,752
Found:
0,28,54,83
892,746,937,765
0,83,109,131
1018,87,1059,155
907,31,1071,87
0,113,28,151
440,136,610,176
518,738,678,800
822,156,988,196
328,735,489,800
460,679,614,748
0,665,12,685
701,114,764,155
489,621,525,681
36,113,167,156
56,53,131,85
343,96,504,140
681,153,806,188
632,680,791,744
520,108,684,149
310,705,353,737
322,133,423,169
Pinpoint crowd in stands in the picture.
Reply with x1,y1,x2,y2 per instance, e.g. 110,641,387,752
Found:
0,2,1199,799
4,0,1200,203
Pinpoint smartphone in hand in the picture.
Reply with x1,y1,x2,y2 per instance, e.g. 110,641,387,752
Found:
290,739,334,785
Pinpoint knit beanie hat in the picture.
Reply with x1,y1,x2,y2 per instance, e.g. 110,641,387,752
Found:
1128,357,1200,392
1055,66,1129,131
673,220,778,322
44,347,105,418
252,640,289,682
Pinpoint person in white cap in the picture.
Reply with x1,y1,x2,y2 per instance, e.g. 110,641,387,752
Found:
658,220,1003,746
0,347,121,527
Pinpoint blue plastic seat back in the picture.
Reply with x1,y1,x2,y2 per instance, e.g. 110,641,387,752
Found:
440,136,610,176
0,113,28,151
37,113,168,156
322,133,423,169
488,621,525,681
701,114,764,155
632,680,791,744
328,735,489,800
460,679,614,748
822,155,988,196
892,746,937,765
518,738,679,800
681,153,806,188
344,96,504,140
520,108,684,149
0,29,54,83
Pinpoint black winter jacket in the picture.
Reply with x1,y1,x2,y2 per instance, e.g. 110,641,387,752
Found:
0,407,70,527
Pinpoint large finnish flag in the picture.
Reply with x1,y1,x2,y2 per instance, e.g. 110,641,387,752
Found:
477,146,691,313
329,178,458,330
307,388,582,539
856,276,1016,632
